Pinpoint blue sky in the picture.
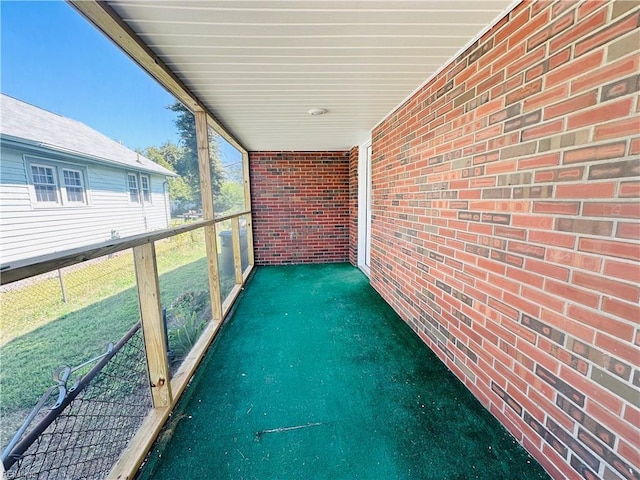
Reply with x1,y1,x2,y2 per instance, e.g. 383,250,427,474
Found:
1,1,241,165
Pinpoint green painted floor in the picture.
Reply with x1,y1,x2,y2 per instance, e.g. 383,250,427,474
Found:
139,263,549,479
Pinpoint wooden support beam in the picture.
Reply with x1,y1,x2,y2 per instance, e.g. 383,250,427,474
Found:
107,262,252,480
231,217,243,284
133,243,172,408
196,111,223,323
242,151,255,266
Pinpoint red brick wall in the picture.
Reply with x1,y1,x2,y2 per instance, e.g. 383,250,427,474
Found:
371,2,639,479
249,151,349,264
349,146,359,266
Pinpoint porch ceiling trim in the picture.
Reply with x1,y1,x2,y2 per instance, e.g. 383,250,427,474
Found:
69,1,517,152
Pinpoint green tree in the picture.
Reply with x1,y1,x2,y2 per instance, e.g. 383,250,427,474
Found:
215,182,245,215
168,102,225,207
143,143,195,207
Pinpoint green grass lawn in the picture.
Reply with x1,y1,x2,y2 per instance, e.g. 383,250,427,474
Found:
0,231,215,448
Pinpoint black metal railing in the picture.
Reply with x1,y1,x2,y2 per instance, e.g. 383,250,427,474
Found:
3,323,151,479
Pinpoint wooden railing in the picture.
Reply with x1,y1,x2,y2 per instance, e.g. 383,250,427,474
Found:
0,210,255,479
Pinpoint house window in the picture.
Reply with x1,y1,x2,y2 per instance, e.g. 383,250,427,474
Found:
128,173,140,203
140,175,151,203
31,164,59,204
27,159,88,207
63,169,86,203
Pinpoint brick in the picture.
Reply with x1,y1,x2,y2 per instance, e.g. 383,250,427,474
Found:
546,278,600,309
563,142,627,164
594,117,640,142
595,332,640,367
568,304,635,342
620,181,640,198
500,141,537,160
556,182,616,199
575,9,640,57
506,45,547,77
612,0,639,19
522,286,565,313
521,313,565,344
544,90,598,120
528,9,574,51
522,119,564,141
577,0,605,20
535,166,584,183
589,159,640,180
549,8,607,53
601,296,640,323
603,259,640,283
601,73,640,102
524,84,569,112
591,368,639,407
527,258,570,281
542,309,595,344
574,270,639,302
555,218,614,236
588,401,640,461
546,248,602,272
508,241,545,259
506,80,543,105
583,202,640,219
518,152,561,170
573,55,640,94
536,365,585,407
504,110,543,133
547,50,604,87
608,30,640,62
489,104,521,125
578,237,640,261
617,222,640,240
567,97,634,130
529,230,576,248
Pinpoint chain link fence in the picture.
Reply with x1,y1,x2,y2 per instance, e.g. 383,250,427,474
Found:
3,323,151,479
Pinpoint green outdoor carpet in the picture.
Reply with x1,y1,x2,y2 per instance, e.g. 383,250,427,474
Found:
138,263,549,479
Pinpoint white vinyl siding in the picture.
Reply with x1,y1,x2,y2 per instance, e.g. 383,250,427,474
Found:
1,146,172,264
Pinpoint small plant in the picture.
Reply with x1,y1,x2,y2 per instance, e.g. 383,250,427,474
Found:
166,290,209,360
167,311,206,359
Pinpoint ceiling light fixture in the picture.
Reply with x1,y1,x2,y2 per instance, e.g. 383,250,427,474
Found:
308,108,328,116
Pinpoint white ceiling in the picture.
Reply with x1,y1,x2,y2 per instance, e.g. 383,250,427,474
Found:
106,1,515,151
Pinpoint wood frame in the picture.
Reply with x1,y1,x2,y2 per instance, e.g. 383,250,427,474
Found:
0,212,250,286
133,243,173,408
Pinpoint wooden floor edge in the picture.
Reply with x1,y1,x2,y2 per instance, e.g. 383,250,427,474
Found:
106,264,254,479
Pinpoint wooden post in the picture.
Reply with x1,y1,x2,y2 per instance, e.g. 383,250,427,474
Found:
57,269,68,303
231,216,243,284
242,150,255,266
133,242,172,408
196,111,223,323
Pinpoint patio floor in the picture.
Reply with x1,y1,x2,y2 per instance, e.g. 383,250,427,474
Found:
138,263,549,479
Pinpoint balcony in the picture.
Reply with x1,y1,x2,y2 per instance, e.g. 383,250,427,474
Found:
1,2,639,480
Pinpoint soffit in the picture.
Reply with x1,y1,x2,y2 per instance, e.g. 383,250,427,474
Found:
106,1,514,151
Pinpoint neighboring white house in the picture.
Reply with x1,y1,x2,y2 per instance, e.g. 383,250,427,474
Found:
0,94,176,265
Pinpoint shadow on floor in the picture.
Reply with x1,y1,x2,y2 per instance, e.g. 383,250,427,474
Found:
138,263,549,480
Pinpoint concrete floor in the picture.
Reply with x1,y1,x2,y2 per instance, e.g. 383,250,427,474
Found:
138,263,549,479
